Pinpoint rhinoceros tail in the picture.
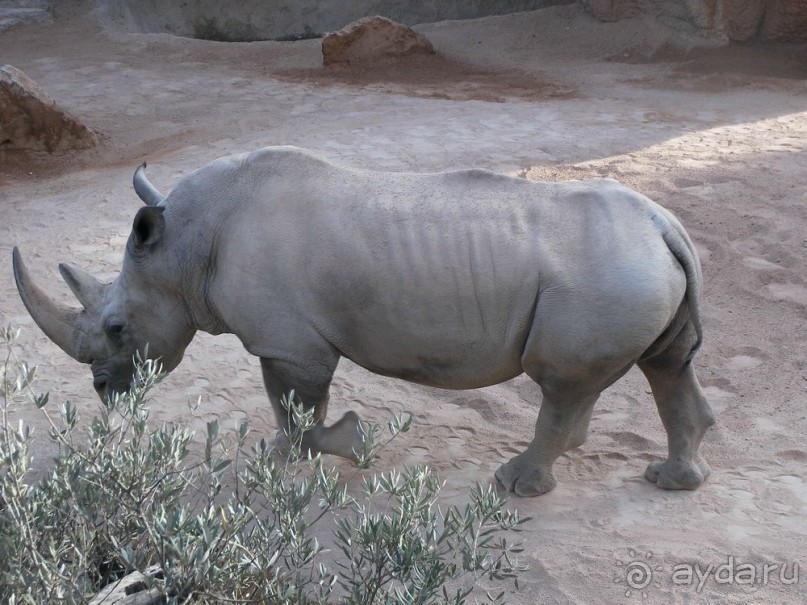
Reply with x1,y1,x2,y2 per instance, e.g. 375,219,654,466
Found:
659,215,704,365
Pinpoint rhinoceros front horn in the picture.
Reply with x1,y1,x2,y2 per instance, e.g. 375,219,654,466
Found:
133,162,165,207
12,247,93,363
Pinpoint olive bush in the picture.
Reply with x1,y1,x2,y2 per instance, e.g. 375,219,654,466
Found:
0,326,528,604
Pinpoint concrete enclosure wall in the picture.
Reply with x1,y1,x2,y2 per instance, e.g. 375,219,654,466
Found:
580,0,807,42
94,0,573,41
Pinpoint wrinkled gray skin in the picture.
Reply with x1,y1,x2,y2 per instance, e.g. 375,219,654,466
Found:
13,146,715,497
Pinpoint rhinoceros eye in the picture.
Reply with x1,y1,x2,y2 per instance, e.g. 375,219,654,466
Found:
103,319,125,343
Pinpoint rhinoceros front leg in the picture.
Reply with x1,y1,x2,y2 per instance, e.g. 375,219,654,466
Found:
260,358,363,461
495,391,599,497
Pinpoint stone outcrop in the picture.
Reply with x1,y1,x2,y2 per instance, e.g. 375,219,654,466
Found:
0,64,98,152
322,16,435,67
580,0,807,42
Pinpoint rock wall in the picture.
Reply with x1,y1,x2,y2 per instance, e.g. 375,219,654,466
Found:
580,0,807,42
93,0,572,41
0,1,52,34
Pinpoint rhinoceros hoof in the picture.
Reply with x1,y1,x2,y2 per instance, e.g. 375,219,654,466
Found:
495,455,557,497
321,410,364,460
644,458,708,490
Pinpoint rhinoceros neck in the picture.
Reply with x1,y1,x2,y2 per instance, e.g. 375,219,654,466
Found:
161,148,338,338
174,230,230,336
186,276,227,336
158,204,230,336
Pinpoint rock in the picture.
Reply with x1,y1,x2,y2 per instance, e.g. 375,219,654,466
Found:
0,64,99,152
322,16,435,67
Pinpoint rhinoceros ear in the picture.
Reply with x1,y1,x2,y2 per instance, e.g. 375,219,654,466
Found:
131,206,166,251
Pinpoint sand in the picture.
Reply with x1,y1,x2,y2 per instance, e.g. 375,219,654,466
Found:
1,4,805,603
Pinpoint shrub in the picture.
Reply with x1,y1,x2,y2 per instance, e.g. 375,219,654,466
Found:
0,326,528,604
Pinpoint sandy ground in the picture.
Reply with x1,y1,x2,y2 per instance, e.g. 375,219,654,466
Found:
1,4,806,603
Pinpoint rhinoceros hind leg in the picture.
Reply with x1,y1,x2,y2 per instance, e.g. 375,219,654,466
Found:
495,392,600,497
638,324,715,491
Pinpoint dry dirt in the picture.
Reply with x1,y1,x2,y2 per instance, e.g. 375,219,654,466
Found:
1,4,805,604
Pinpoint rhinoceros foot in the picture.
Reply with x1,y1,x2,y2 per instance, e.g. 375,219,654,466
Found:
310,410,364,460
644,455,711,490
273,411,364,462
494,453,558,497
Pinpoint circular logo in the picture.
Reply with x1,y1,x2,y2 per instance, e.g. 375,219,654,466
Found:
625,561,653,590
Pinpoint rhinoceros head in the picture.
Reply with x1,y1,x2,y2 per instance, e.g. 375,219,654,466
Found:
13,165,195,401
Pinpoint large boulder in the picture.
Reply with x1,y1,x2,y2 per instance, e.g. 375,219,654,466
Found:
0,65,99,152
580,0,807,42
322,16,435,67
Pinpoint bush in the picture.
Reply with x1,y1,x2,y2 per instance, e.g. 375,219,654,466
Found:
0,326,528,604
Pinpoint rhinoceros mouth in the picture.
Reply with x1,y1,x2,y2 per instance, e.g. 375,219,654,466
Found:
93,378,108,399
91,372,131,402
90,354,135,397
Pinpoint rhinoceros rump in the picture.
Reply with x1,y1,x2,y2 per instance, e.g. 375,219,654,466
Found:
13,147,715,496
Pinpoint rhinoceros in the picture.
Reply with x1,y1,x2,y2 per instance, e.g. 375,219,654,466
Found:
13,146,716,496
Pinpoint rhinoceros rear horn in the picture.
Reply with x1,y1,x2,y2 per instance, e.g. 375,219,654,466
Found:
58,263,107,313
12,248,93,364
133,163,165,207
